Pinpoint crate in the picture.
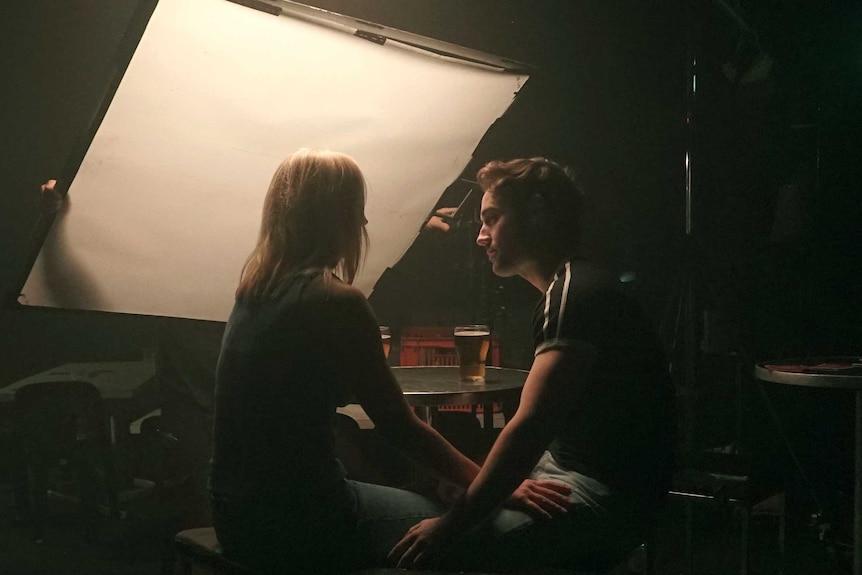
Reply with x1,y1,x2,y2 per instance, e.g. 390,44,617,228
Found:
399,327,501,367
399,327,501,414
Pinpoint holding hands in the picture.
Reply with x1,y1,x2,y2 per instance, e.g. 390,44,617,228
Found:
389,478,572,569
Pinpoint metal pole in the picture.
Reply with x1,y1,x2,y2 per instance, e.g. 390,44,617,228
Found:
681,0,699,455
854,390,862,575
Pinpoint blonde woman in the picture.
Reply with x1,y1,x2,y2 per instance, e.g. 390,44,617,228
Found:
208,149,483,573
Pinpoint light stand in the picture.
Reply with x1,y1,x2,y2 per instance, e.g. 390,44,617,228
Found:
661,0,700,457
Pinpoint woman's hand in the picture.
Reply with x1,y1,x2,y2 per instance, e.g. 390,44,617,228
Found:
388,516,455,569
504,478,573,519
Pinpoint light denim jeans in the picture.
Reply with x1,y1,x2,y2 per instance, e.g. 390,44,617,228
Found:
213,453,649,573
437,450,652,573
349,479,444,567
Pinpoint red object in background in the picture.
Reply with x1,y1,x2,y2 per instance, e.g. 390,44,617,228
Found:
399,326,501,367
399,327,501,414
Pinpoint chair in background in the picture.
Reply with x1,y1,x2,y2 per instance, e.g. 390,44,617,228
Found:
669,449,786,575
668,315,787,575
11,380,120,542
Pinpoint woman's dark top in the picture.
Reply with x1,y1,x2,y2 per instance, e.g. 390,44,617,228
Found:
209,271,376,502
208,271,393,573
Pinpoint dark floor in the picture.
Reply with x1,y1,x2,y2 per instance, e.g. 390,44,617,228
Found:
0,476,853,575
0,413,853,575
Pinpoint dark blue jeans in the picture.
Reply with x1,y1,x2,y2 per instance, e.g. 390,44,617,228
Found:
211,479,443,573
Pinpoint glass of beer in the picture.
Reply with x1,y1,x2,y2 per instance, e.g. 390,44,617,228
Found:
454,324,490,382
379,326,391,359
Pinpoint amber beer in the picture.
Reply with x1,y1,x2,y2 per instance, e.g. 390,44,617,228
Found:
454,325,490,382
379,326,391,359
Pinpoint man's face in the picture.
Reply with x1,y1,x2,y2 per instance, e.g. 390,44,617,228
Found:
476,191,528,278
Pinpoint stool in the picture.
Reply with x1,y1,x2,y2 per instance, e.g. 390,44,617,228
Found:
354,569,599,575
669,451,786,575
11,381,121,543
171,527,621,575
172,527,254,575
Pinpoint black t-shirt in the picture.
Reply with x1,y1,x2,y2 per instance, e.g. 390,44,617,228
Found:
534,260,675,500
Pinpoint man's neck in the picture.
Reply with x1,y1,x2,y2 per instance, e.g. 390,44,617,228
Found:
520,255,569,293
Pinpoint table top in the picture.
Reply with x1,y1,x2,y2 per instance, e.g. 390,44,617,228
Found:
754,357,862,390
391,366,528,407
0,361,157,403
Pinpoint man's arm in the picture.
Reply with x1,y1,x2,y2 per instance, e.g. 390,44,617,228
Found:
390,343,597,568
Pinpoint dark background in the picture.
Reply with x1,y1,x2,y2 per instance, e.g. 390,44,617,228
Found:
1,0,860,521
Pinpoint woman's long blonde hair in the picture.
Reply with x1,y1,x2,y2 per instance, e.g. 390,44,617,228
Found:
236,148,368,301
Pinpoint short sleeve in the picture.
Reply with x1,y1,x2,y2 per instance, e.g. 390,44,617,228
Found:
532,261,612,356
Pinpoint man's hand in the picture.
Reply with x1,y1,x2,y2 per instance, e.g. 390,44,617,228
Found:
503,478,573,520
40,179,64,215
423,207,458,232
388,516,454,569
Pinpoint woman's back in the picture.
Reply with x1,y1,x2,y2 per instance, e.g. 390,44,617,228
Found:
210,271,349,499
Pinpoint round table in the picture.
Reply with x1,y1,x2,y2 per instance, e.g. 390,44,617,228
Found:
755,357,862,575
391,365,528,432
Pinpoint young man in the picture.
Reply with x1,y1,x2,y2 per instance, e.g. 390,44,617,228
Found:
390,157,676,572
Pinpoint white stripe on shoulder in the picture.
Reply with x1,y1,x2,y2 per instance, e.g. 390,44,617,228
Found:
535,337,598,357
542,282,552,339
556,261,572,339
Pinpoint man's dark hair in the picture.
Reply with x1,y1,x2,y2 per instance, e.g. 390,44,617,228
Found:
477,157,585,256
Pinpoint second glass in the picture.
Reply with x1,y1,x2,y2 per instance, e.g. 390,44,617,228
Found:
379,326,391,359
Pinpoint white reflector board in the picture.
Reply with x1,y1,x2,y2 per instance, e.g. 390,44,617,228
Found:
20,0,528,321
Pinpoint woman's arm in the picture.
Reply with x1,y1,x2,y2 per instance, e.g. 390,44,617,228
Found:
325,283,480,488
